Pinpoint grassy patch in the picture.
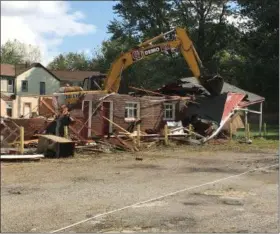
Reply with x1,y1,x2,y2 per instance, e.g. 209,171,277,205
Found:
236,123,279,141
165,138,279,154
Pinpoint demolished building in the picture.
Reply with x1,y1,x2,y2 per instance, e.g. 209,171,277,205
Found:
154,77,265,138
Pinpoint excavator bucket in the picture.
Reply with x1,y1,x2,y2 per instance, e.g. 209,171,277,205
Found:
200,75,224,96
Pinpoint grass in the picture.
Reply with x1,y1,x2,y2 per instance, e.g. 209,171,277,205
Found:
166,124,279,154
235,123,279,141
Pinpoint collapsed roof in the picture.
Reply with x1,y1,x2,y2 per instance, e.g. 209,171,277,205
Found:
156,77,265,105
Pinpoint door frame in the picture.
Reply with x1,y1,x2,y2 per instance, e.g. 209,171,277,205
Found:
23,102,32,118
102,101,113,135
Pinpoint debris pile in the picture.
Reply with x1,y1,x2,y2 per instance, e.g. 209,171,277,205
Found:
0,76,265,160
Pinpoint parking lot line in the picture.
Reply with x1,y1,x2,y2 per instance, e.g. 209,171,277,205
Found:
50,163,278,233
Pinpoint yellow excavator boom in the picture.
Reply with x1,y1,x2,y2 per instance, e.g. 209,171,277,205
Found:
103,27,223,95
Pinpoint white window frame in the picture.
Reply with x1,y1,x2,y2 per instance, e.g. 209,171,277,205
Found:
6,101,13,117
163,103,176,121
1,78,7,92
125,102,139,121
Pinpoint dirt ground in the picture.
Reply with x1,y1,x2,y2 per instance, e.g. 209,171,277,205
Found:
1,145,279,233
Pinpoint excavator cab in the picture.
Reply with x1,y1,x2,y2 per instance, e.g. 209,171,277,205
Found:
82,74,106,91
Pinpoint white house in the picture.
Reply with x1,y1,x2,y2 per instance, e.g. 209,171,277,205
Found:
0,63,60,118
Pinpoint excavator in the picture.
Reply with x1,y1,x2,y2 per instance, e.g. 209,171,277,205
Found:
82,27,224,96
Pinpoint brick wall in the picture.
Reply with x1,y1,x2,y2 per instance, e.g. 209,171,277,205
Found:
83,93,185,137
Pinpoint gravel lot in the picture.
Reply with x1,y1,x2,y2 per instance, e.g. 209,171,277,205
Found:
1,146,278,233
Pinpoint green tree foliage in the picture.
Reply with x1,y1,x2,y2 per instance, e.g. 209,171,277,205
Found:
101,0,242,91
47,52,93,71
46,0,278,111
0,39,41,64
236,0,279,111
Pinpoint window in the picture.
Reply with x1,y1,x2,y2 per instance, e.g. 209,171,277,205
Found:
125,102,139,120
1,79,7,92
21,81,28,92
40,82,46,95
163,103,175,120
6,101,13,117
7,80,13,92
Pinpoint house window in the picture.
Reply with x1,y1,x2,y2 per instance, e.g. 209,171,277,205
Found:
7,80,13,93
1,79,7,92
6,101,13,117
40,82,46,95
125,102,139,120
163,103,175,120
21,81,28,92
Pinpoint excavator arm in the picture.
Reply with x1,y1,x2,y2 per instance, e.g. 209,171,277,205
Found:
103,27,224,96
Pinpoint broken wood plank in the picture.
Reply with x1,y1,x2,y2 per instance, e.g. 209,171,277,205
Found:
102,116,134,139
1,154,44,160
113,133,138,152
183,127,205,139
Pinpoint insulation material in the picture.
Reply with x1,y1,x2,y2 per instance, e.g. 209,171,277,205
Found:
167,121,184,135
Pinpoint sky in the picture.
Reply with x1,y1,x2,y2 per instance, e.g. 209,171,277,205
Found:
1,1,120,65
1,1,246,66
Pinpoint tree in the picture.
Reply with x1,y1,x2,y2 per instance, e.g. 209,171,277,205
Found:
236,0,279,111
94,0,242,91
0,39,41,64
47,52,92,71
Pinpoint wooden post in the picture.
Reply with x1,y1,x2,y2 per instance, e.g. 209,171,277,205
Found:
136,123,141,147
229,122,233,141
164,124,169,145
247,123,250,139
259,102,263,136
264,122,267,138
64,126,68,139
244,110,248,140
19,127,24,154
188,124,193,137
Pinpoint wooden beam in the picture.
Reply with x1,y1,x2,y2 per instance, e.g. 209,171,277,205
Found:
259,102,263,136
102,116,133,139
19,127,24,154
40,98,56,114
164,124,169,145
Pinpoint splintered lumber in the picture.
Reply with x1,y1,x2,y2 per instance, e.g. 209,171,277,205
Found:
164,124,169,145
129,86,194,102
113,134,138,152
129,86,165,96
184,127,205,139
19,127,24,154
137,123,141,147
102,116,134,139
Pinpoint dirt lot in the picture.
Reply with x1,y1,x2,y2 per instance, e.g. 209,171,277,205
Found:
1,145,279,233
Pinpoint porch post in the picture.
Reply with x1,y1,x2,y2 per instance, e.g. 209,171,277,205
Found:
259,102,263,136
244,109,248,140
87,100,92,138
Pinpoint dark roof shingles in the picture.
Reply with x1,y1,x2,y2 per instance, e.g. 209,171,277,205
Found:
51,70,105,82
180,77,265,103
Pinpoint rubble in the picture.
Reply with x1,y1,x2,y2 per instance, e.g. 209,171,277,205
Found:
0,76,266,158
